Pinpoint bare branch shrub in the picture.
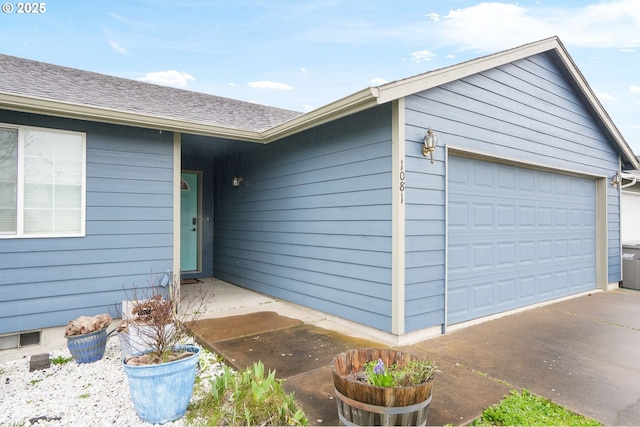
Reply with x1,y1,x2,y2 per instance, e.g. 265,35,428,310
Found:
119,274,213,364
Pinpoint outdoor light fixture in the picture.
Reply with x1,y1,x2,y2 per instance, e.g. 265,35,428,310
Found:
422,127,438,164
610,172,621,188
232,176,243,187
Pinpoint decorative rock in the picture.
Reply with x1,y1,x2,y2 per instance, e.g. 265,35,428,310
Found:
0,337,225,426
29,353,50,372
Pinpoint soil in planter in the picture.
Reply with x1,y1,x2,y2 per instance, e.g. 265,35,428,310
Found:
124,350,195,366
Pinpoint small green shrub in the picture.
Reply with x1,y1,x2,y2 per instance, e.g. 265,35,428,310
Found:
471,389,602,426
187,361,307,426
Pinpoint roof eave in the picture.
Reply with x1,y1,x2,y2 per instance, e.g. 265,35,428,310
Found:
373,36,639,170
0,92,264,142
261,87,379,143
549,40,640,170
375,37,562,104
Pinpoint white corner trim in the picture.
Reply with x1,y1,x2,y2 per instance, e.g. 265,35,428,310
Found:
173,132,181,283
391,98,406,335
596,177,608,290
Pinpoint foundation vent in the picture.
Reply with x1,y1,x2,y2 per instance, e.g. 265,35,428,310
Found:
0,331,41,350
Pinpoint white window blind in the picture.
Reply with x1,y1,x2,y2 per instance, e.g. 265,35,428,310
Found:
0,129,18,234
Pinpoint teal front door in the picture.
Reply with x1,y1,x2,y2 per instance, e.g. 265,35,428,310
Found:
180,172,200,272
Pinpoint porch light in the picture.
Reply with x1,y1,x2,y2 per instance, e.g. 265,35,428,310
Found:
232,176,243,187
610,172,621,188
422,128,438,164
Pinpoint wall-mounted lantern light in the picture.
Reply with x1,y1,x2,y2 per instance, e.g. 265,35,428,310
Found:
610,172,622,188
422,127,438,164
232,176,243,187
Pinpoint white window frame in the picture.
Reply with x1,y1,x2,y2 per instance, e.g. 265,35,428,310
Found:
0,123,86,238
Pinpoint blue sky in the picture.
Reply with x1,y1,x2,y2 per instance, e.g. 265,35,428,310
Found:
1,0,639,154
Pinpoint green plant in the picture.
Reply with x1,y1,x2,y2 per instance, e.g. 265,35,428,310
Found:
187,361,308,426
360,357,437,388
51,355,73,365
471,389,602,426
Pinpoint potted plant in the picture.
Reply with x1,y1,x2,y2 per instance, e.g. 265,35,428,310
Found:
64,313,113,364
331,348,437,426
119,275,212,424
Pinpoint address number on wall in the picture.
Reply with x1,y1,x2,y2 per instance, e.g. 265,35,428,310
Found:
399,160,405,204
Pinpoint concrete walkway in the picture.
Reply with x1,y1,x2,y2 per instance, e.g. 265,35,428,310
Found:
186,280,640,426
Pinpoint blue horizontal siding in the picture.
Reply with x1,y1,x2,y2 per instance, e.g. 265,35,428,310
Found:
0,111,174,334
403,51,622,333
214,105,395,332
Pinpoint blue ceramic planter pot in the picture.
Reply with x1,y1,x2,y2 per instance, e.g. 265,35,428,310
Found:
66,328,108,364
123,345,200,424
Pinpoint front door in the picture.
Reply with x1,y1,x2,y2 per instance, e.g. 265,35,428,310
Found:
180,172,200,272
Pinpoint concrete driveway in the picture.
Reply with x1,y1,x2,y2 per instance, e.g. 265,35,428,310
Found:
187,281,640,426
398,288,640,425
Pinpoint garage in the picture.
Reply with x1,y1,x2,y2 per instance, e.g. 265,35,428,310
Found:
447,156,597,325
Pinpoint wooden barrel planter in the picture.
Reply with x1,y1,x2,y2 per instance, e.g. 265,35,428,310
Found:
331,348,434,426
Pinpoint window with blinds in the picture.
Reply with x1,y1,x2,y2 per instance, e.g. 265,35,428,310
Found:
0,125,85,238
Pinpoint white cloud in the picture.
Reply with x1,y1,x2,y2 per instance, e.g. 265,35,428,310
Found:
247,81,293,90
300,67,310,74
440,3,553,52
228,82,237,87
631,85,640,94
410,49,436,63
136,70,195,88
302,104,315,111
437,0,640,52
370,77,387,86
426,13,440,22
596,91,615,101
108,40,127,55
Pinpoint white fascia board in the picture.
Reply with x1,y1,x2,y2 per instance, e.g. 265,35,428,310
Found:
550,40,640,171
373,36,639,170
375,37,561,104
261,87,379,143
0,93,264,143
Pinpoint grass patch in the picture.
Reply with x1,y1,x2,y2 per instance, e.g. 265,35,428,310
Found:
471,389,601,426
51,355,73,365
187,361,307,426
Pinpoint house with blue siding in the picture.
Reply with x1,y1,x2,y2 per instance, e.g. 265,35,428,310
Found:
1,36,637,352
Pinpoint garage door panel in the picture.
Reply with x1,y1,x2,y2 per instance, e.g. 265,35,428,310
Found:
497,279,516,303
448,157,596,324
473,282,494,309
539,273,553,296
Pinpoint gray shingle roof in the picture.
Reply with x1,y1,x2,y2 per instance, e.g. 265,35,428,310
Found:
0,54,302,133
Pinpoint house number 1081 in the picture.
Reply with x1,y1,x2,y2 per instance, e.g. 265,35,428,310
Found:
399,160,405,203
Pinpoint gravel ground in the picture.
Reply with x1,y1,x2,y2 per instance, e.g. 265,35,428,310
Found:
0,336,225,426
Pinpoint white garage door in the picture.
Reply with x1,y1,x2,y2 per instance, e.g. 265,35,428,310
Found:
447,156,597,325
621,190,640,242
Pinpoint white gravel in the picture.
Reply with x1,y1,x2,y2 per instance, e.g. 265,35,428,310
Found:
0,336,226,426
